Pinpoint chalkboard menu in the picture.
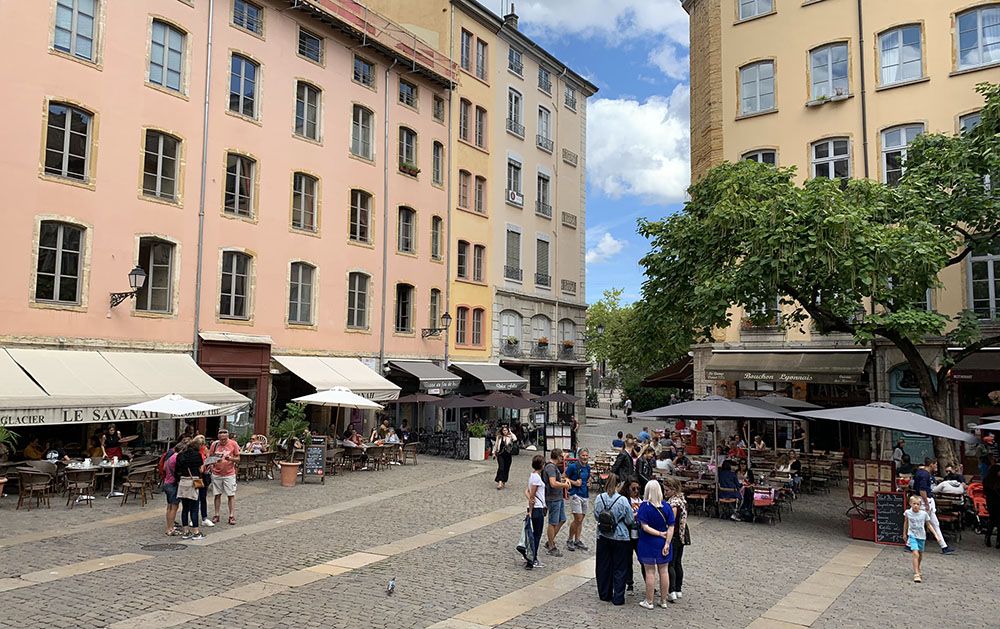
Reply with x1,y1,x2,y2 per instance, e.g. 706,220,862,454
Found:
303,436,326,484
874,491,905,545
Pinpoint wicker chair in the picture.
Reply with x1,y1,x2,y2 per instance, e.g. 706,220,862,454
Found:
402,443,419,465
64,468,97,509
120,467,155,506
17,468,52,510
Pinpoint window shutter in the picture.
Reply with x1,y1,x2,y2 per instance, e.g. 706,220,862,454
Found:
506,230,520,268
536,239,549,274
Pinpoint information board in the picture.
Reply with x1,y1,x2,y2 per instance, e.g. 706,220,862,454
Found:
874,491,906,546
303,435,326,484
847,458,896,518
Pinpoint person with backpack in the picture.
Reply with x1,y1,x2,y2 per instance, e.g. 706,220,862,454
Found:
624,398,633,423
593,473,634,605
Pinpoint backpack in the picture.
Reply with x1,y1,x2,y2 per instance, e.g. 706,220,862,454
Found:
157,451,170,477
596,494,623,535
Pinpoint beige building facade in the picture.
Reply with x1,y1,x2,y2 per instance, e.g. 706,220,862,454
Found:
684,0,1000,456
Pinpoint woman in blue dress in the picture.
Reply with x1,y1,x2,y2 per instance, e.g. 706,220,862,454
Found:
636,479,675,609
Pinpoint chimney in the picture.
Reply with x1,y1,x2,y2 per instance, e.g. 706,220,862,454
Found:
503,3,518,29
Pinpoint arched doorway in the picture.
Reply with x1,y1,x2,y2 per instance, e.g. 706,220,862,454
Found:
888,365,934,466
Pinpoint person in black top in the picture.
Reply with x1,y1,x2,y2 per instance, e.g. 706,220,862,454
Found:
791,422,806,453
635,446,656,488
611,439,636,484
983,459,1000,547
174,435,205,540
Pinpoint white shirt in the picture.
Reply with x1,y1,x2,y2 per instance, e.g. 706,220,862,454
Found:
528,472,545,509
892,447,904,465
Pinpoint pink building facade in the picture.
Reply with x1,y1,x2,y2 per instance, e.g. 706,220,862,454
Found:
0,0,456,433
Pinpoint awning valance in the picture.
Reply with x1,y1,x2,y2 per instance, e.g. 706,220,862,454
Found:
386,360,460,392
449,362,527,391
704,350,869,384
641,355,693,388
950,349,1000,381
0,349,249,426
272,356,400,401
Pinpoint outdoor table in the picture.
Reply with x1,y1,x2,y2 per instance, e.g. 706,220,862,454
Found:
100,461,129,498
65,461,100,501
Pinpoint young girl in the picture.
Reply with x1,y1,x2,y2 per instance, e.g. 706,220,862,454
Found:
903,495,932,583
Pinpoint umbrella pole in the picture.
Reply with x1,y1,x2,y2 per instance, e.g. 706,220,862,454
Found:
714,419,719,509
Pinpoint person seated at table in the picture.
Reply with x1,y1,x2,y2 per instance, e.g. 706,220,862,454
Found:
399,420,411,443
942,465,966,484
612,431,625,449
714,446,727,467
655,450,675,473
341,428,360,448
752,435,767,451
45,440,71,462
897,453,914,475
673,452,690,469
650,436,661,452
735,460,757,521
385,428,401,444
23,437,46,460
637,427,652,443
718,461,743,520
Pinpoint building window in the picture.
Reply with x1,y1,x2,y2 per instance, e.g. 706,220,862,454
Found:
531,314,551,343
476,40,488,81
957,6,1000,70
474,176,486,214
294,82,321,141
558,319,577,345
347,272,369,328
738,0,773,21
398,127,417,172
136,237,174,313
395,283,414,332
501,310,522,344
743,149,776,165
288,262,314,325
810,43,849,100
457,240,469,278
881,124,923,186
460,30,472,71
473,244,485,282
505,228,521,280
232,0,263,35
45,102,92,181
507,88,524,136
351,105,374,160
432,142,444,185
431,216,443,260
472,308,484,345
399,79,418,108
536,174,551,217
456,307,468,344
292,172,317,231
149,20,185,93
508,47,523,75
397,206,415,253
537,106,552,151
429,288,441,328
564,85,577,110
459,99,471,141
54,0,97,61
475,106,487,148
35,221,83,304
220,251,251,319
224,153,255,217
971,244,1000,320
538,67,552,93
506,160,523,205
433,95,445,122
739,60,774,115
811,138,850,179
297,27,322,63
142,130,180,201
353,55,375,87
458,170,471,208
960,111,983,133
349,189,371,243
535,238,550,287
229,54,259,118
879,25,922,85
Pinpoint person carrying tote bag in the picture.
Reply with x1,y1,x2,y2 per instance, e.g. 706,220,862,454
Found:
174,435,206,540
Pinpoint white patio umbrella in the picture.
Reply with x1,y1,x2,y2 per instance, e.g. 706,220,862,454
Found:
293,386,384,410
975,418,1000,431
123,394,223,416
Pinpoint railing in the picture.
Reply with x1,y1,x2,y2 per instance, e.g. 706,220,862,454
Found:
561,212,577,228
531,342,551,358
538,76,552,93
536,135,554,152
561,279,577,295
562,148,578,167
506,118,524,136
536,201,552,218
535,272,551,287
509,58,523,75
504,265,523,281
500,342,522,358
559,345,580,360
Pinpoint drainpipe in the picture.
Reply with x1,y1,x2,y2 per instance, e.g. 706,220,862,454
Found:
192,0,216,362
378,59,399,373
856,0,870,179
444,6,454,370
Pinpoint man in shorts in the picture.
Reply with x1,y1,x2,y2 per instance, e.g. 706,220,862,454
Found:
209,429,241,525
565,448,591,552
542,448,572,557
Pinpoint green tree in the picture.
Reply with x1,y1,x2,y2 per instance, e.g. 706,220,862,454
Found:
638,83,1000,465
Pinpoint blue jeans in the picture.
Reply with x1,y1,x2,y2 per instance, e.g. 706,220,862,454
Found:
530,507,545,561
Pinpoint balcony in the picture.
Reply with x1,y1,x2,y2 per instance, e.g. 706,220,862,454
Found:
535,272,551,287
561,212,577,228
536,134,554,152
531,342,551,358
506,118,525,137
504,265,523,281
561,279,577,295
559,344,582,361
562,148,578,167
536,201,552,218
500,341,523,357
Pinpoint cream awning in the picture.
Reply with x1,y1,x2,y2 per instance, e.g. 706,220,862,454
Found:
272,356,401,401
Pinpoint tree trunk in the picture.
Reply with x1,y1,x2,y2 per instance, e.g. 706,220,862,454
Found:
922,395,958,469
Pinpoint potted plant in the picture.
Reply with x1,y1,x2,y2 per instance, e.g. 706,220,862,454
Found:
0,426,17,495
505,336,519,346
467,421,488,462
537,336,549,347
399,161,421,176
561,339,575,348
271,403,309,487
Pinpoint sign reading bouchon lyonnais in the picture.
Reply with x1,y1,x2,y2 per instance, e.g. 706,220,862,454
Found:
705,370,861,384
0,407,162,426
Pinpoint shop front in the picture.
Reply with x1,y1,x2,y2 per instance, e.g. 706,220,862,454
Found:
386,360,460,430
197,332,272,436
951,348,1000,472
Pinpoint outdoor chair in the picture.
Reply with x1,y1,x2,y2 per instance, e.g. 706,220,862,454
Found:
64,468,97,509
686,491,710,516
344,448,366,471
17,468,51,510
237,457,253,481
402,443,418,465
120,467,155,506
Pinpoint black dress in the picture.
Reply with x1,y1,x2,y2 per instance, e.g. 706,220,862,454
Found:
494,437,513,483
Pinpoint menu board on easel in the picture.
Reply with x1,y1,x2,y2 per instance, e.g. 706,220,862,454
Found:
874,492,906,545
848,458,896,517
545,424,571,452
303,435,326,484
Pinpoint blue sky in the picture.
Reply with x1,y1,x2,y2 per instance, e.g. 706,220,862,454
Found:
513,1,693,304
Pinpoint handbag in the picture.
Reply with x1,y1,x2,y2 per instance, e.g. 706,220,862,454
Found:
192,476,205,489
177,477,199,501
683,523,692,546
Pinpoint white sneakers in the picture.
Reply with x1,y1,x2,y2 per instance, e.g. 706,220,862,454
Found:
638,600,655,610
202,518,215,527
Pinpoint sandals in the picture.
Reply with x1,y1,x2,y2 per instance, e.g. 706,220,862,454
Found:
228,515,236,525
212,515,221,524
165,529,182,537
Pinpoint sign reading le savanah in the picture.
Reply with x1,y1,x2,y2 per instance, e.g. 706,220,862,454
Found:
0,407,161,426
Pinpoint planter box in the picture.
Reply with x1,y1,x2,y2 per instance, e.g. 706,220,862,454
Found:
469,437,486,461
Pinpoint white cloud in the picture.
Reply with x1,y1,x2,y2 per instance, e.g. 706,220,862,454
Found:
648,43,689,81
586,84,691,205
586,232,627,265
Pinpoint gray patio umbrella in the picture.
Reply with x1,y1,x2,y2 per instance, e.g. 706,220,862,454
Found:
474,392,538,410
535,392,581,404
971,418,1000,431
792,403,975,443
758,395,823,410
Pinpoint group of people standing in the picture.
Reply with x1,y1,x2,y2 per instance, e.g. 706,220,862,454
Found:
160,428,241,539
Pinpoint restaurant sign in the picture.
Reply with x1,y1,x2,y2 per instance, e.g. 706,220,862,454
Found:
487,381,526,391
704,370,861,384
0,407,162,427
420,379,459,391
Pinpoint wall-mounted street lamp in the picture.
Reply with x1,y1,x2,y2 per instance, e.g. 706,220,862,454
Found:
109,265,147,309
422,312,452,339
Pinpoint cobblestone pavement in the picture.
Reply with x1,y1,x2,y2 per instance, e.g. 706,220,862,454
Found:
0,415,996,629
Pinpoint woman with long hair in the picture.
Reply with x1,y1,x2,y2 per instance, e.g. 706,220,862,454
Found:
524,454,547,569
636,479,674,609
493,425,517,490
664,477,688,602
174,435,206,540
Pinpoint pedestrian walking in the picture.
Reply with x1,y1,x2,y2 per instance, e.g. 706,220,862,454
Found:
493,425,517,490
636,480,674,609
664,477,688,602
593,472,634,605
524,454,546,570
913,459,955,554
542,448,572,557
209,429,240,526
175,435,206,540
565,448,591,552
624,397,633,423
636,446,656,488
162,442,184,537
904,495,933,582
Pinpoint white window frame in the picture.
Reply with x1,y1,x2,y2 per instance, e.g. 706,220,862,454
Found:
475,106,487,148
136,237,174,314
472,308,484,345
811,138,851,179
232,0,263,35
224,153,255,217
476,39,488,81
743,149,776,165
960,111,982,134
879,25,923,86
229,54,259,118
292,172,317,231
460,30,472,71
507,159,522,195
398,79,418,108
810,42,849,100
35,221,84,304
455,307,468,344
288,262,314,325
531,314,552,342
349,189,370,243
970,245,1000,321
429,288,441,328
500,310,522,343
507,88,524,136
54,0,97,61
881,124,924,186
473,244,485,282
142,130,179,200
739,60,775,115
395,283,414,333
505,225,522,281
398,127,417,168
397,206,415,253
474,176,486,214
432,142,444,185
430,216,442,260
508,47,523,75
149,20,185,93
956,6,1000,71
538,106,551,141
458,170,471,208
353,55,375,88
457,240,469,278
738,0,773,21
459,99,471,141
297,27,322,64
295,82,321,141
